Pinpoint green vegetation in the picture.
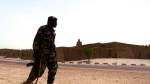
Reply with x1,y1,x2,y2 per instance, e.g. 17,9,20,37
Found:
82,47,93,63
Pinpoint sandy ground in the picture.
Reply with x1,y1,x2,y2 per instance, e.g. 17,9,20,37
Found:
0,62,150,84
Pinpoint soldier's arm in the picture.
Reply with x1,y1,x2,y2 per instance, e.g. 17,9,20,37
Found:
33,27,43,58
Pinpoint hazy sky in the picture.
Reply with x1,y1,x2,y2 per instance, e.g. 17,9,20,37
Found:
0,0,150,49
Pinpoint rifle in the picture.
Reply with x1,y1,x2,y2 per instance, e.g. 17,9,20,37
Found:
26,62,34,67
26,61,40,84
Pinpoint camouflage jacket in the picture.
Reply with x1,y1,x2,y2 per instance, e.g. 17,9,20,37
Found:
33,25,56,59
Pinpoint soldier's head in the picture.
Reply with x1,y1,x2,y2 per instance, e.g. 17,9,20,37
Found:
47,16,57,28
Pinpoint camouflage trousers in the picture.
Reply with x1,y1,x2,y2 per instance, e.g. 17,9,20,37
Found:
25,54,58,84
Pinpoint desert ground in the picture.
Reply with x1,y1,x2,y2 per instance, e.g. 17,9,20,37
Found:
0,61,150,84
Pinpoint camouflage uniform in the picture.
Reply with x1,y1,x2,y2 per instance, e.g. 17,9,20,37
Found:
25,25,58,84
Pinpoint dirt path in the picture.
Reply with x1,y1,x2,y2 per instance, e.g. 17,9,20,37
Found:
0,62,150,84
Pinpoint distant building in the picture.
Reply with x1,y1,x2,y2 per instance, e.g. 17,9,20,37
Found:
76,39,82,47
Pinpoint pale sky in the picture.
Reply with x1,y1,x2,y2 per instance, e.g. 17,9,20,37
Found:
0,0,150,49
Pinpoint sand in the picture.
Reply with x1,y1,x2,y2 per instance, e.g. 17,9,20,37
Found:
0,62,150,84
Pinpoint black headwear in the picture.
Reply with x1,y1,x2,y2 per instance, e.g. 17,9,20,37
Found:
47,16,57,24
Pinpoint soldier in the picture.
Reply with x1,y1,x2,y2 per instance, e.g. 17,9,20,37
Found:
23,16,58,84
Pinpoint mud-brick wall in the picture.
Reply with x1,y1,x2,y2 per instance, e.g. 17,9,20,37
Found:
0,49,33,60
63,47,86,61
91,48,115,58
128,46,150,59
60,47,118,61
117,47,134,58
98,48,111,58
92,47,101,58
56,47,65,62
20,49,33,59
